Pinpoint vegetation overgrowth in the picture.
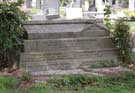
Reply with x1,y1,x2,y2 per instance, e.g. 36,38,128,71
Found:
90,60,120,68
0,71,135,93
112,18,133,64
0,0,27,70
104,5,134,65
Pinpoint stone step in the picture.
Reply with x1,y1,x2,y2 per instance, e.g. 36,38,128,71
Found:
32,69,91,77
21,57,119,73
32,67,129,79
20,48,119,62
21,56,118,70
27,30,109,40
24,37,115,52
23,20,108,40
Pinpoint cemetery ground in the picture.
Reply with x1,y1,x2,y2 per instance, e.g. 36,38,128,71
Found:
0,69,135,93
1,3,135,93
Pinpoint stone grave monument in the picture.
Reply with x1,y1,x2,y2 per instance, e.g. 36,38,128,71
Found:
21,19,119,76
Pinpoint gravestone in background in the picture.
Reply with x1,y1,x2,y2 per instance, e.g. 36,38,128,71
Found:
43,0,60,19
66,0,83,19
74,0,81,8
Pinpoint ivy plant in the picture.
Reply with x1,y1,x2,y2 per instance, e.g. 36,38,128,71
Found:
113,18,133,64
0,0,27,70
104,5,113,29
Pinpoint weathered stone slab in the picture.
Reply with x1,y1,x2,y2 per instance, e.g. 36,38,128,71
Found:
20,48,118,62
28,30,109,40
21,57,119,73
31,69,88,76
25,66,48,72
23,19,108,39
24,37,115,52
24,24,90,33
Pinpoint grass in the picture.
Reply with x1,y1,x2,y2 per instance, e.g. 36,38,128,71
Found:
0,76,19,89
25,87,135,93
30,8,41,15
47,72,135,90
129,22,135,33
60,7,66,18
1,87,135,93
0,70,135,93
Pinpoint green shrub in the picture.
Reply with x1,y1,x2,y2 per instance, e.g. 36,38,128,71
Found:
104,5,112,18
0,76,19,89
20,72,32,81
112,18,133,64
27,83,48,93
104,5,114,30
47,72,135,90
0,0,27,70
47,75,100,90
60,7,66,18
30,8,40,15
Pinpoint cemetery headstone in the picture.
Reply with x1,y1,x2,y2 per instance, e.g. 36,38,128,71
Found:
88,5,97,12
43,0,60,20
65,0,83,19
83,0,89,11
74,0,81,8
